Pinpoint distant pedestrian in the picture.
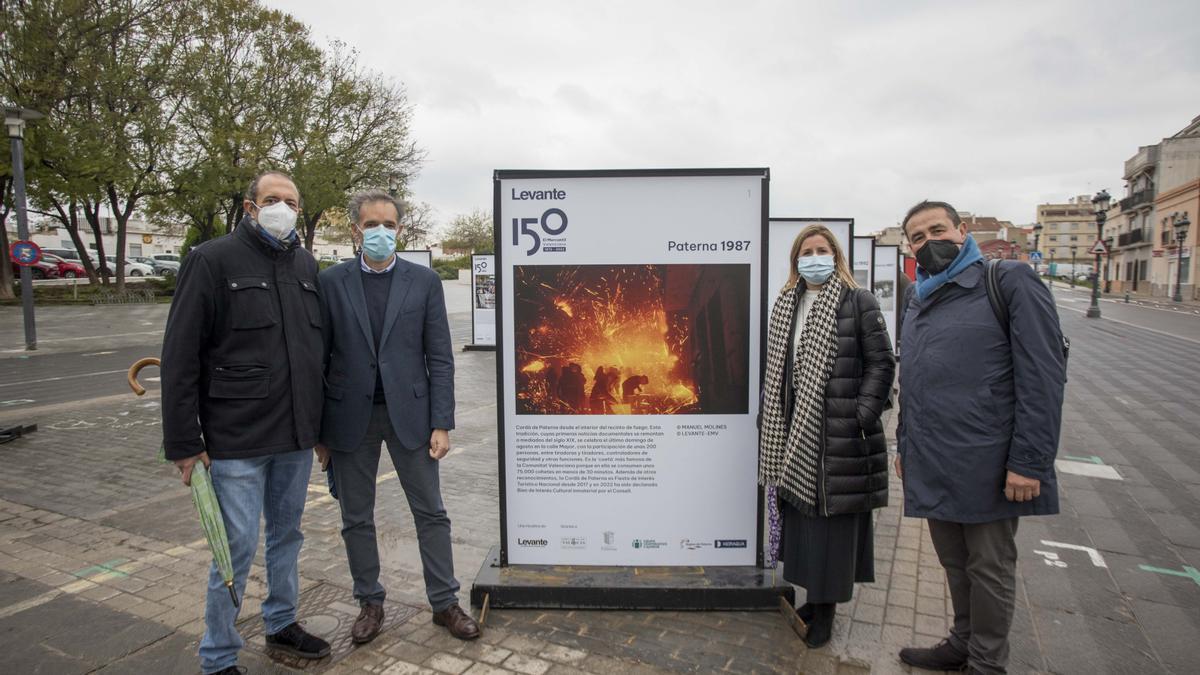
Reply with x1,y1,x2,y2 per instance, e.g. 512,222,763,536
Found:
895,200,1066,675
758,224,895,649
161,171,331,674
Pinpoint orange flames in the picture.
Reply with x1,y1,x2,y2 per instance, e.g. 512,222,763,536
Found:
514,265,699,415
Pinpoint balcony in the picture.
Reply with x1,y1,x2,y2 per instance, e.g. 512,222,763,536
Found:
1120,187,1155,212
1124,145,1159,179
1117,229,1149,248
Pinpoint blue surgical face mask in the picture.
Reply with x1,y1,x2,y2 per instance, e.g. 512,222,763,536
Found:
361,225,396,262
797,255,835,285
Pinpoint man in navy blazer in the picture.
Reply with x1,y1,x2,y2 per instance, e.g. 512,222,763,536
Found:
316,189,480,643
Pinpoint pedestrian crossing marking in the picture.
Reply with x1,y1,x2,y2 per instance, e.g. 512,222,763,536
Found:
1055,459,1122,480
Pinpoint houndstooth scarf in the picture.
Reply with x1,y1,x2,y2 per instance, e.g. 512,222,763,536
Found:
758,277,843,510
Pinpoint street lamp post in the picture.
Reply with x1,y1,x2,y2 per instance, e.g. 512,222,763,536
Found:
1032,223,1042,276
1070,245,1078,288
1173,212,1191,303
1104,236,1113,294
1087,189,1110,319
5,105,44,351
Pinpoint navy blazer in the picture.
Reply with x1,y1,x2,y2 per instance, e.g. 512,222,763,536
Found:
318,258,455,451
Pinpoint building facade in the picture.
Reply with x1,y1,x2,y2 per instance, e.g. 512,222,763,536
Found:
1108,114,1200,299
1036,196,1097,267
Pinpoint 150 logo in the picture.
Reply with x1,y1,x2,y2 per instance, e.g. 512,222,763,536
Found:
513,208,568,256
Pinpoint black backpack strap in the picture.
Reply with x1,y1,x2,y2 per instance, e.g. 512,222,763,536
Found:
984,258,1010,337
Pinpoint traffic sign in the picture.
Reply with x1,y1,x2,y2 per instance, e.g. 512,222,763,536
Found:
10,240,41,266
1030,251,1043,263
1089,239,1110,256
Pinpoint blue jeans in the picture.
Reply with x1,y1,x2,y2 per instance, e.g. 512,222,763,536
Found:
199,449,312,674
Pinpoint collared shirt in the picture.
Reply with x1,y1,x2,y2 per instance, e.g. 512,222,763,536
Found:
360,253,396,274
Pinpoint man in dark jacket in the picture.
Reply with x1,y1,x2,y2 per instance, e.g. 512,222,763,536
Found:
895,201,1066,675
161,171,330,674
315,190,479,644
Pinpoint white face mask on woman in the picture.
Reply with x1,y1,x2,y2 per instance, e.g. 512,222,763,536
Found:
254,201,298,240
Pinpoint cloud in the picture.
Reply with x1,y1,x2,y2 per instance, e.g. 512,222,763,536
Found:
275,0,1200,232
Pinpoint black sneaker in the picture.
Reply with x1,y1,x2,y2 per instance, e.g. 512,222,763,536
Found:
898,638,968,671
207,667,246,675
265,622,332,659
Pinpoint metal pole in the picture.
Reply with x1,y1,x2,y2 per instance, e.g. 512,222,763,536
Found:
1071,250,1077,287
1087,248,1101,317
1175,236,1185,303
10,135,36,350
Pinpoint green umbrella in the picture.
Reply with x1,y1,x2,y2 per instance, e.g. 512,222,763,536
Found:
128,357,238,607
189,461,239,608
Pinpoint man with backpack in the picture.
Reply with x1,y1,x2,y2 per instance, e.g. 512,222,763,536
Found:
894,201,1067,675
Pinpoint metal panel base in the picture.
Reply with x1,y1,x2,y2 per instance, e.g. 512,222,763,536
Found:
462,344,497,351
470,545,793,610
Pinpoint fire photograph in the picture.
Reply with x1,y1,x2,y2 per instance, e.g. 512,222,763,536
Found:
512,264,750,415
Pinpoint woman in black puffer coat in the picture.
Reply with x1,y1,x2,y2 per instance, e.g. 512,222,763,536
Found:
758,224,895,648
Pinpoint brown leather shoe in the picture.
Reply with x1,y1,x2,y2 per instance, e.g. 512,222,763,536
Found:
351,603,385,644
432,604,481,640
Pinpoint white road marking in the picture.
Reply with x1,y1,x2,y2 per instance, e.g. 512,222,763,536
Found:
1040,540,1108,568
81,351,117,356
1056,459,1123,480
1032,550,1068,568
0,369,130,388
0,399,34,407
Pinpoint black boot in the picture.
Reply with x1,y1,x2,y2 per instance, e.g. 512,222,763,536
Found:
804,603,835,648
796,602,814,624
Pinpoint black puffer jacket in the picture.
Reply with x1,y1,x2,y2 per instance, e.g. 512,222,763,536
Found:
780,286,896,516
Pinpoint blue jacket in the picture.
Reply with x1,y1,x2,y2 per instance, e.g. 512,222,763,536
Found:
318,258,455,451
898,260,1065,522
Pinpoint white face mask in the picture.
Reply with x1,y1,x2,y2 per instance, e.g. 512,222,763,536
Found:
254,201,297,240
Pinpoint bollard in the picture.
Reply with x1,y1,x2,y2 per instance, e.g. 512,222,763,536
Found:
1125,291,1130,304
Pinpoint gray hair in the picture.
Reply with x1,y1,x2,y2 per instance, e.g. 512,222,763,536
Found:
348,189,406,225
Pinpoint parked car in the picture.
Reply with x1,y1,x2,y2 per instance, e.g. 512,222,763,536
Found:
128,255,172,276
11,259,60,280
41,253,87,278
151,253,181,276
42,247,83,263
104,255,154,277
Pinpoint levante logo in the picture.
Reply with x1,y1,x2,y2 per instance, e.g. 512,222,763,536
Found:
517,538,548,547
510,188,568,256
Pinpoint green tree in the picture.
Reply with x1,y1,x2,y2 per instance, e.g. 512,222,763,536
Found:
284,41,423,251
399,200,435,250
442,209,493,253
150,0,316,243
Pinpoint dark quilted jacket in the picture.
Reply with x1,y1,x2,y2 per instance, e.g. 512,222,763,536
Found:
780,286,896,516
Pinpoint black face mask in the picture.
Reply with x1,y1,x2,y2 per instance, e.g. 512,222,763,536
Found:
916,238,961,275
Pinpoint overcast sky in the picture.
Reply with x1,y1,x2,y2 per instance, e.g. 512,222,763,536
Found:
273,0,1200,234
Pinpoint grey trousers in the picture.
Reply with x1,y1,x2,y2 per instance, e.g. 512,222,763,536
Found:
330,404,460,611
927,518,1019,675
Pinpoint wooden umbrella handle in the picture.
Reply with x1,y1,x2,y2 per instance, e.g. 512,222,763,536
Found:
127,357,161,396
